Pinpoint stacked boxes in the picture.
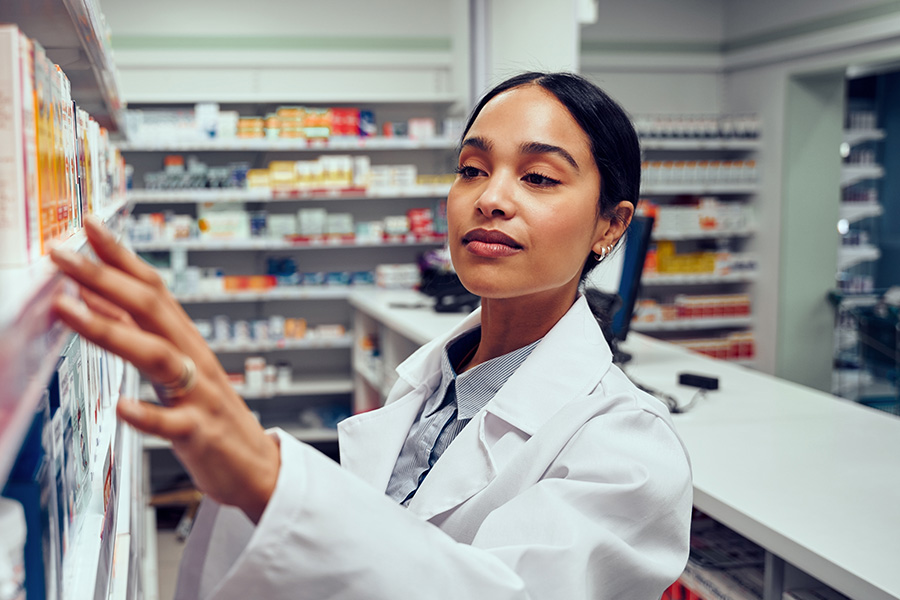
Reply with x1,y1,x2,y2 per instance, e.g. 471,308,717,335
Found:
0,24,125,267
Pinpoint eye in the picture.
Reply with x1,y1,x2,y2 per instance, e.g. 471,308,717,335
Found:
455,165,484,179
522,172,561,187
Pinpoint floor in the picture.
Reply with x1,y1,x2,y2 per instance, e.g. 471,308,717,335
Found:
156,529,186,600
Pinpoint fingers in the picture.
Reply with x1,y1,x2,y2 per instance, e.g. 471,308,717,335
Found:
84,215,168,290
51,247,204,357
53,294,187,388
117,399,197,440
80,286,136,326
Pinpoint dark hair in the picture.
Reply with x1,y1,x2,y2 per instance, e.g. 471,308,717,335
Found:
460,72,641,281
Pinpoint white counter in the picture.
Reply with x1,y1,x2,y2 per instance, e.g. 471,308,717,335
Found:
348,289,900,600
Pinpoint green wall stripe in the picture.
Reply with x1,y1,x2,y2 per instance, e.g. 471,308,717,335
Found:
581,0,900,57
111,35,452,52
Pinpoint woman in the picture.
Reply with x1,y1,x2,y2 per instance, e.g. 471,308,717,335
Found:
51,72,692,599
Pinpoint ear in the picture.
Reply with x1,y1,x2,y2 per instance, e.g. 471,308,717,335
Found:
591,200,635,255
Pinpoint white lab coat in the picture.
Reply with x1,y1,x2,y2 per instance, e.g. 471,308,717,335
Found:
174,295,693,600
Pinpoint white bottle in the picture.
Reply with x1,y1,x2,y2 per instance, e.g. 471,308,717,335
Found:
0,497,26,600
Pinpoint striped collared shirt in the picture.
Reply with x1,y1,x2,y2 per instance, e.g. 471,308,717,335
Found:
385,327,540,506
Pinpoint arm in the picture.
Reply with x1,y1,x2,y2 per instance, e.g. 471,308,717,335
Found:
181,411,691,600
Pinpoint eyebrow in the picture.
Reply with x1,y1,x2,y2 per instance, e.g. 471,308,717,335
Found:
460,136,580,171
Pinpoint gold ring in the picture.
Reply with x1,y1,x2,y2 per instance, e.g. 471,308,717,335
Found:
152,355,198,401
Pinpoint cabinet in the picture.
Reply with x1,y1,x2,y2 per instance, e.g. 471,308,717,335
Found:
0,1,142,598
631,114,760,366
120,103,460,446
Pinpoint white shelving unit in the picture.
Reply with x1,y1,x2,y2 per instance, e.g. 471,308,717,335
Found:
636,128,760,360
840,200,884,224
642,272,758,286
838,244,882,271
122,98,459,467
131,235,447,252
840,164,884,188
128,184,451,205
119,136,457,152
0,1,124,132
631,316,753,332
174,286,375,304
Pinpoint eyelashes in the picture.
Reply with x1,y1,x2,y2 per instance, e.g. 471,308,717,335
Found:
455,165,562,187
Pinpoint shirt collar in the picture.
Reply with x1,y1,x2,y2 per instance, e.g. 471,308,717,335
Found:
424,326,541,420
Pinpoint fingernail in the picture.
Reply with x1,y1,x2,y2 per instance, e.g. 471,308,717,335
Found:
51,248,84,268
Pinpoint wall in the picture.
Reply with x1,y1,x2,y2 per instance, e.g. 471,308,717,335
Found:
103,0,460,103
579,0,724,114
722,2,900,387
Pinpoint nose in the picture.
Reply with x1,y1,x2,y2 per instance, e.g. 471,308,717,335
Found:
473,172,517,219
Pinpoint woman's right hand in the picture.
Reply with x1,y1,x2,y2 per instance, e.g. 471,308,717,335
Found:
51,216,280,524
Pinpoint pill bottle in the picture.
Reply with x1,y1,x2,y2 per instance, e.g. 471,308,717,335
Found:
0,497,26,600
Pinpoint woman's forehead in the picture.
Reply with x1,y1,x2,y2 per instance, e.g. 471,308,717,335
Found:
468,86,591,153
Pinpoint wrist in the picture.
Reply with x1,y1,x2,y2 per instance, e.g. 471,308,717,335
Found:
242,431,282,524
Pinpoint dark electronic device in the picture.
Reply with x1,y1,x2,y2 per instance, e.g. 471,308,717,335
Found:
598,214,655,364
678,372,720,390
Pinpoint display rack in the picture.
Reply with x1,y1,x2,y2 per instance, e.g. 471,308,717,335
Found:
0,1,124,132
121,98,459,475
635,123,760,365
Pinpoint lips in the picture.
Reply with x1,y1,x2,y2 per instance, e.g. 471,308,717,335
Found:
463,229,523,249
462,228,524,258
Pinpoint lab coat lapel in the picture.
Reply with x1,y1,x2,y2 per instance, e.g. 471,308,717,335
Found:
485,295,612,437
407,296,612,522
405,412,495,522
337,389,424,491
338,307,484,492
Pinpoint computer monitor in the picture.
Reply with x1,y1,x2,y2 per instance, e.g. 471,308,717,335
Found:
610,214,655,345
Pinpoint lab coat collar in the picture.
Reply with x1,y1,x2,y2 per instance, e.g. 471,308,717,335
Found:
339,295,614,521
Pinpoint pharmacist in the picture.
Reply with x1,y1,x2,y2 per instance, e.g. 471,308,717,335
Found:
51,72,692,599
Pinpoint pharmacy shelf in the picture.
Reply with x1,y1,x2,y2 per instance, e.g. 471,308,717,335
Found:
652,227,755,241
840,201,884,224
354,361,383,392
207,334,353,354
838,244,881,271
62,360,127,600
642,272,758,286
840,164,884,188
0,1,124,131
128,184,452,205
175,286,376,304
118,136,458,152
132,235,447,252
0,199,128,487
641,183,758,195
640,138,760,151
142,426,338,450
140,375,352,402
843,128,885,148
631,316,753,332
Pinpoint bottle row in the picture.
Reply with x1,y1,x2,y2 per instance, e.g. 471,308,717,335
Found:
193,315,346,347
639,198,753,238
147,254,424,298
641,160,758,186
632,114,761,140
128,203,446,245
669,332,757,362
2,333,124,600
646,242,758,277
123,103,466,144
0,25,127,267
140,153,455,192
634,293,752,324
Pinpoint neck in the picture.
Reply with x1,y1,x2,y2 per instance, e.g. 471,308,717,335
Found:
461,283,579,373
